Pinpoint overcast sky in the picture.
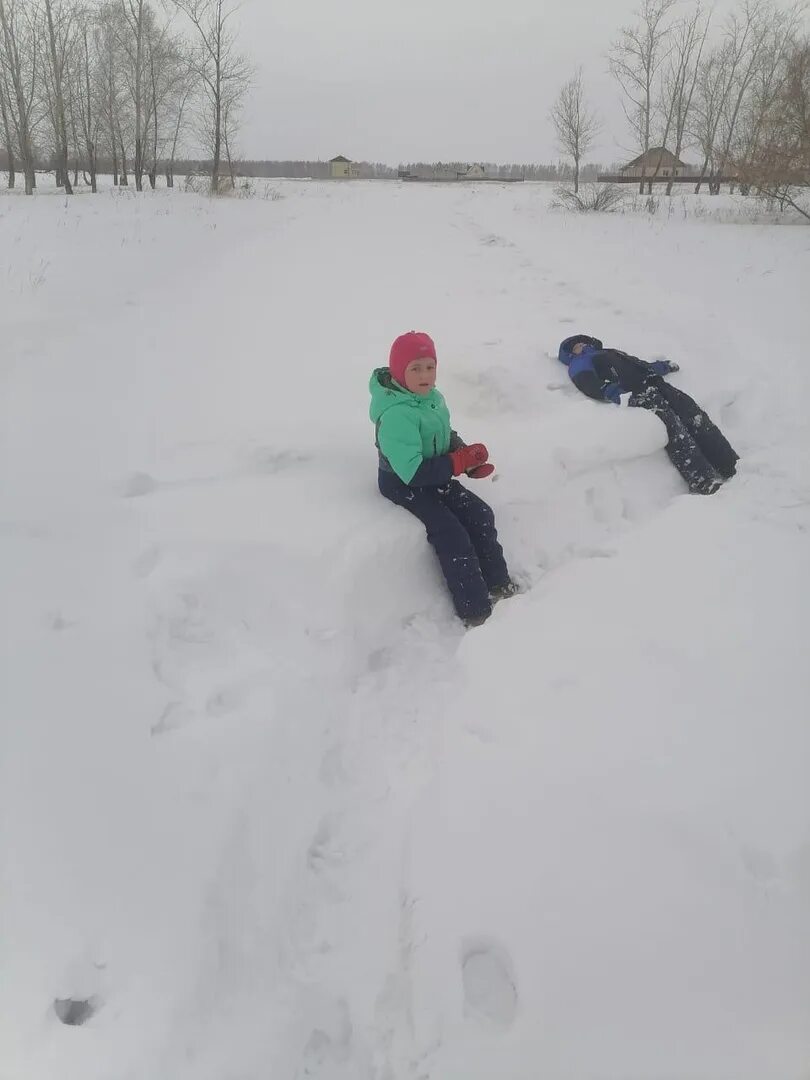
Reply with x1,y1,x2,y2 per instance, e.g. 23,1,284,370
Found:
233,0,745,166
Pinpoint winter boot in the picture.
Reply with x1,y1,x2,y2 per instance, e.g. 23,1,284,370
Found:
490,580,520,603
463,610,492,629
689,469,724,496
659,383,740,480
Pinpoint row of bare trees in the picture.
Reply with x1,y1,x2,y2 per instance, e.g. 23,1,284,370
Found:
550,0,809,213
0,0,251,194
742,36,810,215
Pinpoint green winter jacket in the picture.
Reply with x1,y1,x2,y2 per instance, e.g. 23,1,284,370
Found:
369,368,454,484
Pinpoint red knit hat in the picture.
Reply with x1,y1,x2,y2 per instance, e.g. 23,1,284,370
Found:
389,331,437,386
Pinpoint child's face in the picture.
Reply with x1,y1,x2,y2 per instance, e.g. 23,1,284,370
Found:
403,357,437,395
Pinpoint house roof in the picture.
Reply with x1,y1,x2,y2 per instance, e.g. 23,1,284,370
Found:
623,147,687,169
330,155,352,163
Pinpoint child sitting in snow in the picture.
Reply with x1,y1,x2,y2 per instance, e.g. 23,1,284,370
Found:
369,331,516,627
558,334,739,495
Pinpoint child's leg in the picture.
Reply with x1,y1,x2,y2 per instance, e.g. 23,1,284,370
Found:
631,389,722,494
378,472,491,621
659,383,739,479
439,481,512,591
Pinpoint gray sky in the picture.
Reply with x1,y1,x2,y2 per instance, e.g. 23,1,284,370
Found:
233,0,734,166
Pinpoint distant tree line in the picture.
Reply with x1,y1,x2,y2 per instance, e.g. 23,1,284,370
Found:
128,158,608,182
214,159,394,180
0,0,251,195
396,161,605,182
0,147,636,183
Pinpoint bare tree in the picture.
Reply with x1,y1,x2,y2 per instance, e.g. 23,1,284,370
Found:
0,0,248,195
42,0,77,192
0,62,16,186
164,59,193,186
171,0,251,193
658,3,711,195
117,0,148,189
221,80,234,186
142,20,187,188
95,1,124,183
735,37,810,216
97,0,135,185
0,0,40,193
690,4,769,194
549,68,601,193
68,64,81,183
142,15,165,187
609,0,678,193
734,5,803,191
74,7,100,190
692,42,733,192
220,52,247,187
712,0,773,192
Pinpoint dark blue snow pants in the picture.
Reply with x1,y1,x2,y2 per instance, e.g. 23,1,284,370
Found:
378,470,511,621
632,382,739,493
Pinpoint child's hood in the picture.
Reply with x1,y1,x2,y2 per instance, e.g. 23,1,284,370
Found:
368,367,442,423
558,334,604,366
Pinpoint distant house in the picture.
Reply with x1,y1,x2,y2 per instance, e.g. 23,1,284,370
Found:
329,155,360,179
456,163,488,180
620,147,693,179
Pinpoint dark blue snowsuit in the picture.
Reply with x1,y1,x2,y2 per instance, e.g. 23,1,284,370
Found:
378,470,511,621
558,335,739,493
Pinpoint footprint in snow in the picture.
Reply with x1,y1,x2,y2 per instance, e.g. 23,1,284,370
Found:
205,685,244,717
249,447,310,475
151,701,194,736
461,937,518,1029
319,743,348,787
302,995,353,1068
740,843,781,890
307,814,347,873
480,233,514,248
133,546,162,579
49,611,77,631
122,471,158,498
54,996,100,1026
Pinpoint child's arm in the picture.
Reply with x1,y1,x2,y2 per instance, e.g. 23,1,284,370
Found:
570,367,613,402
645,359,680,376
616,349,679,378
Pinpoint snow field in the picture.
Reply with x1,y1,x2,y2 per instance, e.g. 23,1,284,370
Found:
1,179,809,1079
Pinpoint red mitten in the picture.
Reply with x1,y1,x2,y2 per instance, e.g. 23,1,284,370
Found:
467,463,495,479
448,443,488,476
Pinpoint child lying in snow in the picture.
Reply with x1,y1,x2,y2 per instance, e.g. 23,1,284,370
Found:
558,334,739,495
369,331,517,627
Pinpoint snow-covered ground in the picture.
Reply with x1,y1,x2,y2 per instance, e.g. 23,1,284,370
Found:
1,178,809,1080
